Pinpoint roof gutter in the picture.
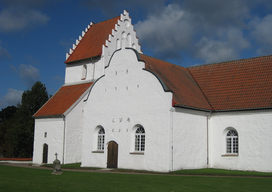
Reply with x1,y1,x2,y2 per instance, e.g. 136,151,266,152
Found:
174,104,272,113
174,104,212,112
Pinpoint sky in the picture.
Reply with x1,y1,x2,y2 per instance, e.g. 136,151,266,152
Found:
0,0,272,109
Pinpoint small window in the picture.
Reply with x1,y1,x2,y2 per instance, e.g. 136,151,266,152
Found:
44,132,47,138
116,39,121,49
81,64,87,80
135,126,145,152
226,130,238,154
97,128,105,151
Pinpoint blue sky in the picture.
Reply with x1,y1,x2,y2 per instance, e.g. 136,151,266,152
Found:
0,0,272,109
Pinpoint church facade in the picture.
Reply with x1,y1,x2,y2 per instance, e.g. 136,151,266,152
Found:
32,11,272,172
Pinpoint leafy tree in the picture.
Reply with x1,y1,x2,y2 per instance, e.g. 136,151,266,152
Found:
12,81,50,157
0,106,17,157
0,106,17,124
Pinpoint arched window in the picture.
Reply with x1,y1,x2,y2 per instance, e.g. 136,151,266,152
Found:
135,126,145,152
127,33,131,47
97,127,105,151
226,130,238,154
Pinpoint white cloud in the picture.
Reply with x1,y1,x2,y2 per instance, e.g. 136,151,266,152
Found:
196,28,250,63
135,4,194,61
0,88,23,109
135,1,256,64
0,6,49,32
19,64,40,88
250,14,272,55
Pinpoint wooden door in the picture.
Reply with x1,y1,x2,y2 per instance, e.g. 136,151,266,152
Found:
107,141,118,168
42,144,48,164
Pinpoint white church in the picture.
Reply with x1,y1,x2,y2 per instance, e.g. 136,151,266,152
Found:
33,10,272,172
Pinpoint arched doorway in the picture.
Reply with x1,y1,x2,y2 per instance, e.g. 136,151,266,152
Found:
42,144,48,164
107,141,118,168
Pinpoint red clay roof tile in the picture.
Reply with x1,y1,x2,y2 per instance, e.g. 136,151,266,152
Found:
65,16,120,64
140,54,212,110
33,82,93,117
188,55,272,110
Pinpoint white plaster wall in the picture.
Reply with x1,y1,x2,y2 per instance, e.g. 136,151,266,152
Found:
63,93,89,164
81,48,173,172
65,59,100,84
32,118,64,165
172,108,208,170
209,110,272,172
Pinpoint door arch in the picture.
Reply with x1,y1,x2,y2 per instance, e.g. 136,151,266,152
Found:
42,143,48,164
107,141,118,168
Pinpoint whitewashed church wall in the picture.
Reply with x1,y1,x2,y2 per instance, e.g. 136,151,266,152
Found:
172,108,208,171
209,110,272,172
65,59,101,84
81,49,173,172
32,118,64,165
63,94,88,164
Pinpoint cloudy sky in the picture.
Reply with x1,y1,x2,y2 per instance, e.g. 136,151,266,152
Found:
0,0,272,109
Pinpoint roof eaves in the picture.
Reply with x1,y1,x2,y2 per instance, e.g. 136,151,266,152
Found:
65,55,101,64
33,114,63,119
174,104,212,112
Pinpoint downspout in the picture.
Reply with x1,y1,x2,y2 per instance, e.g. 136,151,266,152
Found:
62,114,66,164
207,111,212,168
170,107,174,171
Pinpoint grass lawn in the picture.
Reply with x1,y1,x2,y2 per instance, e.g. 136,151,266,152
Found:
1,165,272,192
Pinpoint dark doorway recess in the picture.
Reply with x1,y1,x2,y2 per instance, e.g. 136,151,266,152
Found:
107,141,118,168
42,143,48,164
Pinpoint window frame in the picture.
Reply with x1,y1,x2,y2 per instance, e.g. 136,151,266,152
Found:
134,126,145,152
222,129,239,157
97,127,105,151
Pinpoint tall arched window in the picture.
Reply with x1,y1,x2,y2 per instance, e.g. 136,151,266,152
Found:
97,127,105,151
135,126,145,152
226,130,238,154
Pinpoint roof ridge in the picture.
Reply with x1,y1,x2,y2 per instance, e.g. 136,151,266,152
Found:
186,68,213,110
188,54,272,68
140,53,186,69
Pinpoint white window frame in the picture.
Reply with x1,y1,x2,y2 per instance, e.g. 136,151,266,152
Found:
97,127,105,151
226,130,238,154
135,126,145,152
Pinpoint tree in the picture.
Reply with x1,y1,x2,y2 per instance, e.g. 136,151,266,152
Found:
0,106,17,124
12,81,50,157
0,106,17,157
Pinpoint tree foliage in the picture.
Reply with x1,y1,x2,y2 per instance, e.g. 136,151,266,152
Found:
0,81,50,158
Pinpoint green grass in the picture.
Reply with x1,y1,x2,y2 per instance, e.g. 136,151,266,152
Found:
1,165,272,192
172,168,272,177
43,163,272,177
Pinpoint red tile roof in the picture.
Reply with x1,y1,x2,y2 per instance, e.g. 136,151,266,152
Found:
33,82,93,117
188,55,272,111
65,16,120,64
140,54,212,110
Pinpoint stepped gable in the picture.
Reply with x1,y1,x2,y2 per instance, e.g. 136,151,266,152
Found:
188,55,272,111
33,82,93,117
65,16,120,64
140,54,212,110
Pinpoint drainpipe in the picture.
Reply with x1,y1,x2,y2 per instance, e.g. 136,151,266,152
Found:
62,115,66,164
207,111,212,168
170,107,174,171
